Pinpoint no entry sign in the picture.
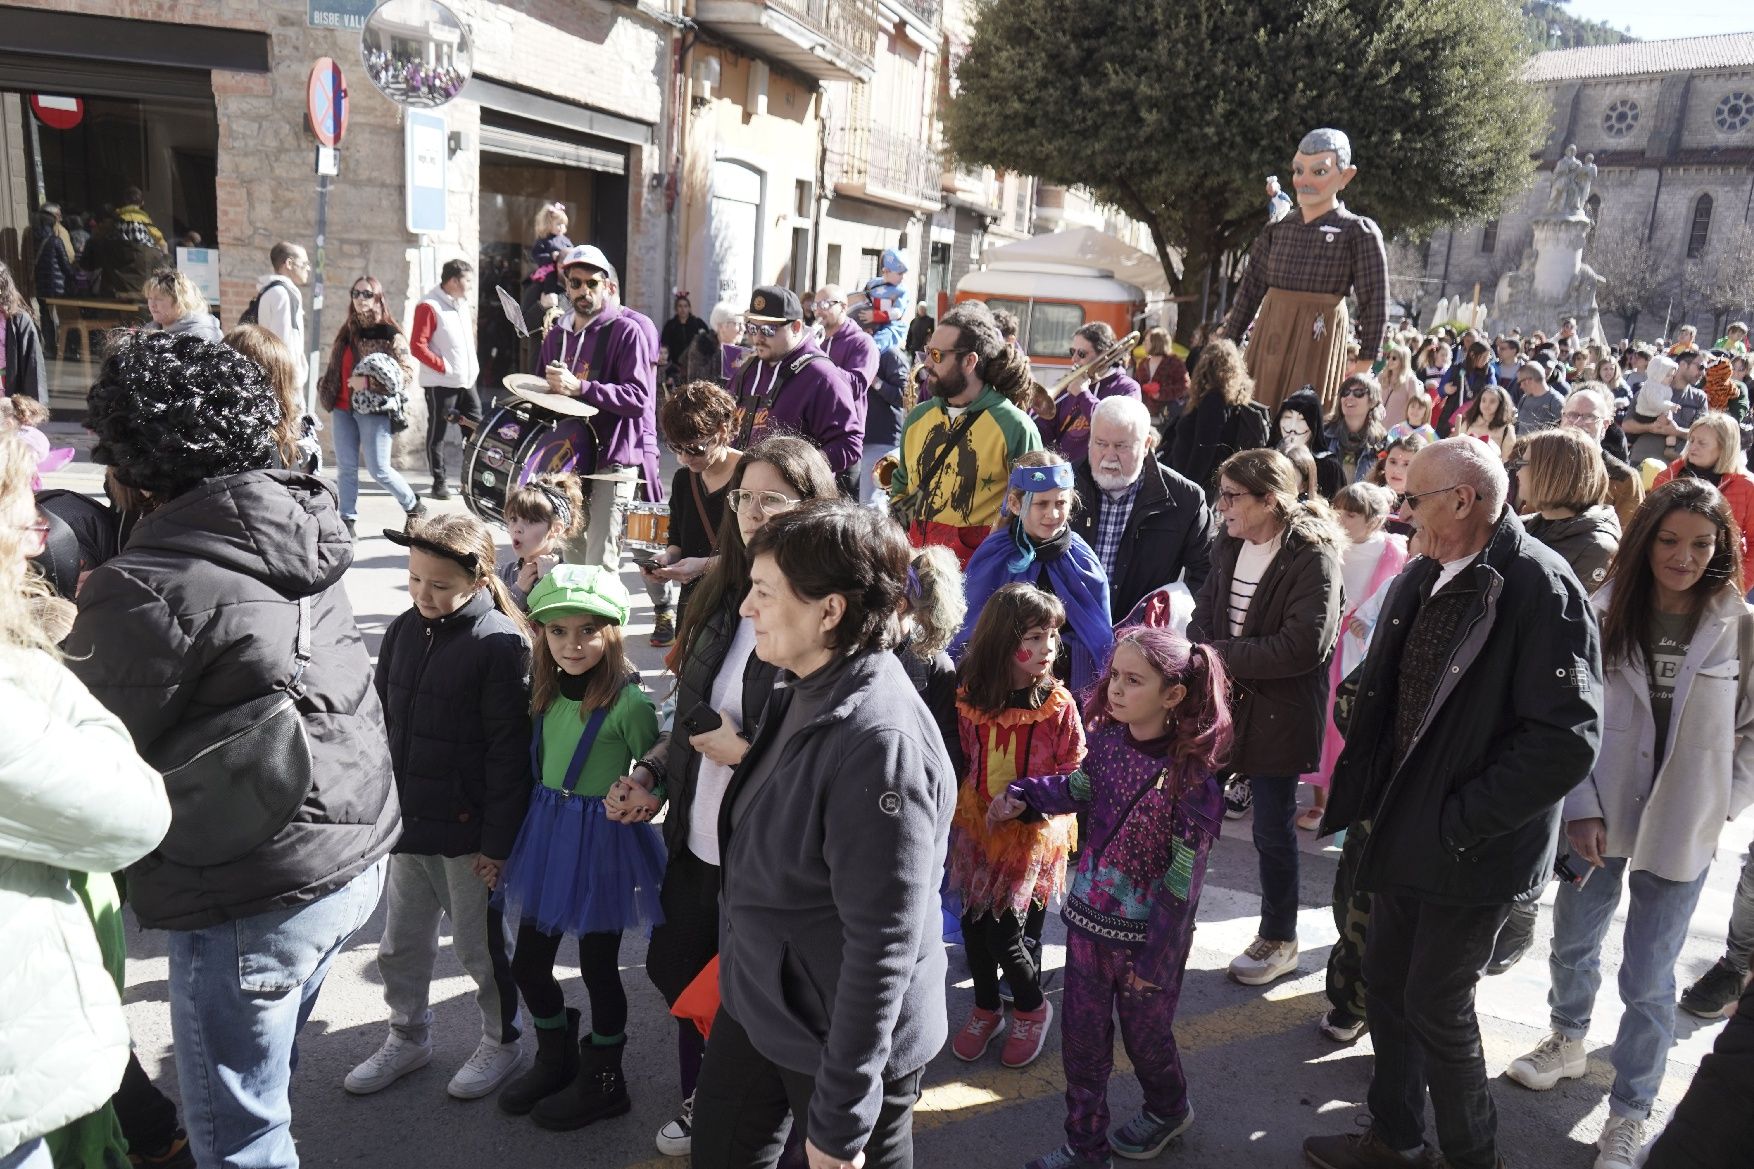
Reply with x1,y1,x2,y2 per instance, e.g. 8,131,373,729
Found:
307,58,349,149
29,95,84,131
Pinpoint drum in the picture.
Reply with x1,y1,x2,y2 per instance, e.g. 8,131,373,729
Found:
621,501,672,553
462,399,598,524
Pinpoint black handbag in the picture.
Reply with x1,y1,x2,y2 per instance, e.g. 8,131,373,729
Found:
149,597,316,868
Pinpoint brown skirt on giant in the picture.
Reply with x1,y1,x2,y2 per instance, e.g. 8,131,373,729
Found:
1242,288,1350,417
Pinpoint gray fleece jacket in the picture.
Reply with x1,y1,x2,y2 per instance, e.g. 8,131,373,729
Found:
716,648,955,1161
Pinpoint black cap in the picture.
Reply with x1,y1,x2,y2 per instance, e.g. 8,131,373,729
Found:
745,285,802,323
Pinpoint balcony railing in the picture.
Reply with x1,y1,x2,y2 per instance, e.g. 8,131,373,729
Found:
766,0,880,73
694,0,879,83
833,123,944,212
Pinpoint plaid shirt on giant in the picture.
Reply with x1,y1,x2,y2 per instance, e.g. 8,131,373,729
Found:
1221,202,1389,361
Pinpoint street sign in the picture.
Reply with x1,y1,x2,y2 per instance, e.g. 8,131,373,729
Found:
29,95,83,131
404,109,448,235
306,58,349,149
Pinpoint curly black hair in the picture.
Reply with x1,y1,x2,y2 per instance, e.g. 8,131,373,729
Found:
86,330,283,497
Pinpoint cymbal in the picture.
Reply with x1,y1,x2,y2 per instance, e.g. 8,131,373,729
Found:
501,373,598,419
582,467,640,482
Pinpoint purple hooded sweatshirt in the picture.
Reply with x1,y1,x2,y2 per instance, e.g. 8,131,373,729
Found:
728,337,863,474
536,303,663,501
824,317,879,404
1094,368,1143,401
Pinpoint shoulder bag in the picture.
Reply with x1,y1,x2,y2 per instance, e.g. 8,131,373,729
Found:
889,407,985,529
149,597,317,868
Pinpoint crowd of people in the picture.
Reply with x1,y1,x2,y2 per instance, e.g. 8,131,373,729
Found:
5,203,1754,1169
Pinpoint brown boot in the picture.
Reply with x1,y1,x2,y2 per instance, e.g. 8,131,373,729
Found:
1303,1127,1432,1169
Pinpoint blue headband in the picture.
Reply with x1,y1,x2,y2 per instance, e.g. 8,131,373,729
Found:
1009,463,1075,495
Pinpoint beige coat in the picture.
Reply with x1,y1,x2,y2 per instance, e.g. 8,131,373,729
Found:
1564,586,1754,882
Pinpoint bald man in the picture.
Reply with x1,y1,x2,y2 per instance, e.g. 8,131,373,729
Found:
816,284,878,402
1305,438,1602,1169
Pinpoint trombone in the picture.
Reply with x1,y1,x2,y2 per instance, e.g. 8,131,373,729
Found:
1032,330,1140,418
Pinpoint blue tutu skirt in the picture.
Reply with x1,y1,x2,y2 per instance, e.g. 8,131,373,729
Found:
498,785,667,936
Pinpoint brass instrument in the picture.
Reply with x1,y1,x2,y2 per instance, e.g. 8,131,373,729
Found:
1036,330,1142,417
873,452,900,491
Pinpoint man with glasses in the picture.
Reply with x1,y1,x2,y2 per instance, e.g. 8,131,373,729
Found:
727,285,862,496
254,242,310,390
1306,437,1601,1169
1559,381,1632,465
1069,322,1142,402
816,282,886,505
1069,395,1212,620
537,244,671,633
1514,359,1567,435
888,300,1040,564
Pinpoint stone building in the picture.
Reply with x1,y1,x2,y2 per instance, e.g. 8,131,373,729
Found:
1412,32,1754,341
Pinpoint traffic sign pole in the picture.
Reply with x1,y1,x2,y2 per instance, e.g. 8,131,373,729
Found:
305,59,348,413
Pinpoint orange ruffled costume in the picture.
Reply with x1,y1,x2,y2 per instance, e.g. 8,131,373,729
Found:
949,684,1086,922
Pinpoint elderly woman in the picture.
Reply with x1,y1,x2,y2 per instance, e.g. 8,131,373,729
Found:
1652,411,1754,568
0,435,170,1169
143,267,223,343
688,500,956,1169
1507,480,1754,1168
63,330,399,1169
1188,447,1343,988
626,434,838,1156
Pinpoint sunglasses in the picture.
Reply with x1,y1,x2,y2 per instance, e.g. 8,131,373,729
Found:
728,488,800,515
747,322,795,338
565,276,606,291
1395,483,1463,511
926,345,970,364
669,441,710,457
1068,348,1095,360
350,289,378,301
1339,386,1372,399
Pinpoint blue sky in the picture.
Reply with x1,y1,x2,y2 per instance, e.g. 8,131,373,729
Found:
1569,1,1754,39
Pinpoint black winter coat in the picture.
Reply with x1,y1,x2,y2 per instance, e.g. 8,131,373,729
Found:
375,589,532,859
658,595,779,860
1318,511,1603,905
1071,456,1214,619
1188,523,1343,776
1168,395,1271,499
65,471,400,929
3,311,45,402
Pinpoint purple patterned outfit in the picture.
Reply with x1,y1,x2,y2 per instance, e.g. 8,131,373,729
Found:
1008,722,1222,1159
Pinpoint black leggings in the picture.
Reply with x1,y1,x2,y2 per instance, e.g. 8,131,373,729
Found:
512,923,627,1039
962,909,1042,1012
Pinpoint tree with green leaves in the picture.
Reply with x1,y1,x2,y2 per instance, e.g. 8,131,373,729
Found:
942,0,1547,344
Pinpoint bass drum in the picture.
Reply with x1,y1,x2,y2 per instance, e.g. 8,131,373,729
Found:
462,399,598,524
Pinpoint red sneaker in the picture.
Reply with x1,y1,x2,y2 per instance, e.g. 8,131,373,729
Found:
1001,1000,1054,1068
950,1007,1006,1062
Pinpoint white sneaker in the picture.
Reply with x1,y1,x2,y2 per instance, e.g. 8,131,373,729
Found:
1506,1030,1587,1091
1227,936,1298,986
343,1033,433,1095
446,1037,522,1100
1595,1115,1646,1169
655,1092,694,1157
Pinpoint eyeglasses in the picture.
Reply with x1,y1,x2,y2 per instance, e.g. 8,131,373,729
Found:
565,276,606,291
1216,488,1257,506
926,345,970,364
669,441,710,457
1561,410,1604,424
1395,483,1464,511
350,289,377,301
1339,386,1372,399
747,322,794,338
813,299,845,310
728,488,801,516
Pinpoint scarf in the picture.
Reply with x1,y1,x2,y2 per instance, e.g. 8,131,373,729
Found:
955,520,1114,695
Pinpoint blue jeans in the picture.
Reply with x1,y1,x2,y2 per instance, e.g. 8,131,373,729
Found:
169,860,387,1169
1249,774,1300,941
330,408,416,519
1548,856,1710,1120
0,1140,50,1169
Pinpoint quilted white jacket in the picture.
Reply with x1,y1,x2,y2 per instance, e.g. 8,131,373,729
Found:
0,646,170,1156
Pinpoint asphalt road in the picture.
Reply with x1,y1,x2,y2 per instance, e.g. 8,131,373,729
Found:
37,433,1750,1169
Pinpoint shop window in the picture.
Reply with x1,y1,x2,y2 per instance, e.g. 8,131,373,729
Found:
1479,219,1498,254
1688,194,1713,259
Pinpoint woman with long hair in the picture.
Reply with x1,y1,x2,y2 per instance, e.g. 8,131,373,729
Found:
0,259,47,402
225,323,309,471
1507,479,1754,1168
317,275,422,533
1517,427,1621,594
1323,374,1389,483
1167,339,1271,500
1437,341,1495,437
1458,383,1519,461
1188,447,1344,989
1652,411,1754,567
1377,342,1423,429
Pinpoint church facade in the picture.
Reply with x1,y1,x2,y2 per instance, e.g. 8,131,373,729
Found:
1410,32,1754,341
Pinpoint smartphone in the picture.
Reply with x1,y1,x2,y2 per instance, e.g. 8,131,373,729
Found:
630,549,660,570
1554,853,1594,889
682,701,723,736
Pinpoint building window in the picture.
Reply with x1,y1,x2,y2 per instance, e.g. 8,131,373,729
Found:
1717,91,1754,133
1602,98,1639,138
826,243,842,286
1688,194,1713,259
1480,219,1498,254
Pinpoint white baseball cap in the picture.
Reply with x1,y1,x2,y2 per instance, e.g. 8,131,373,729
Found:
560,244,617,284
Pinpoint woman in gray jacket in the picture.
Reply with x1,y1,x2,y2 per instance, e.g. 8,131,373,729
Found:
689,500,956,1169
1505,479,1754,1169
0,434,171,1169
1516,427,1621,596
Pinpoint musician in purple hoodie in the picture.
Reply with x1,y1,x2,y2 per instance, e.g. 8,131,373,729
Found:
729,285,863,496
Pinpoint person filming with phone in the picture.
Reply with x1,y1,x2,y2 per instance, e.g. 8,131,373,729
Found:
1505,478,1754,1169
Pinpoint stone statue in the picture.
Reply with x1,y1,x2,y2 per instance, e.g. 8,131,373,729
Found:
1546,145,1595,218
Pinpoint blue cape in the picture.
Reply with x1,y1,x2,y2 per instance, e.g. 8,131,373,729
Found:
952,522,1115,696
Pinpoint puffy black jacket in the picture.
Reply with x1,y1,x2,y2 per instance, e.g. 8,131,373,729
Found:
1167,395,1271,499
375,590,532,859
1071,455,1214,619
65,471,400,929
1319,511,1603,905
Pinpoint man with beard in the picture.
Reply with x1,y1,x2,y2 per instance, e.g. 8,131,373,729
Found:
887,300,1041,565
1070,395,1213,619
537,244,673,636
728,285,863,496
